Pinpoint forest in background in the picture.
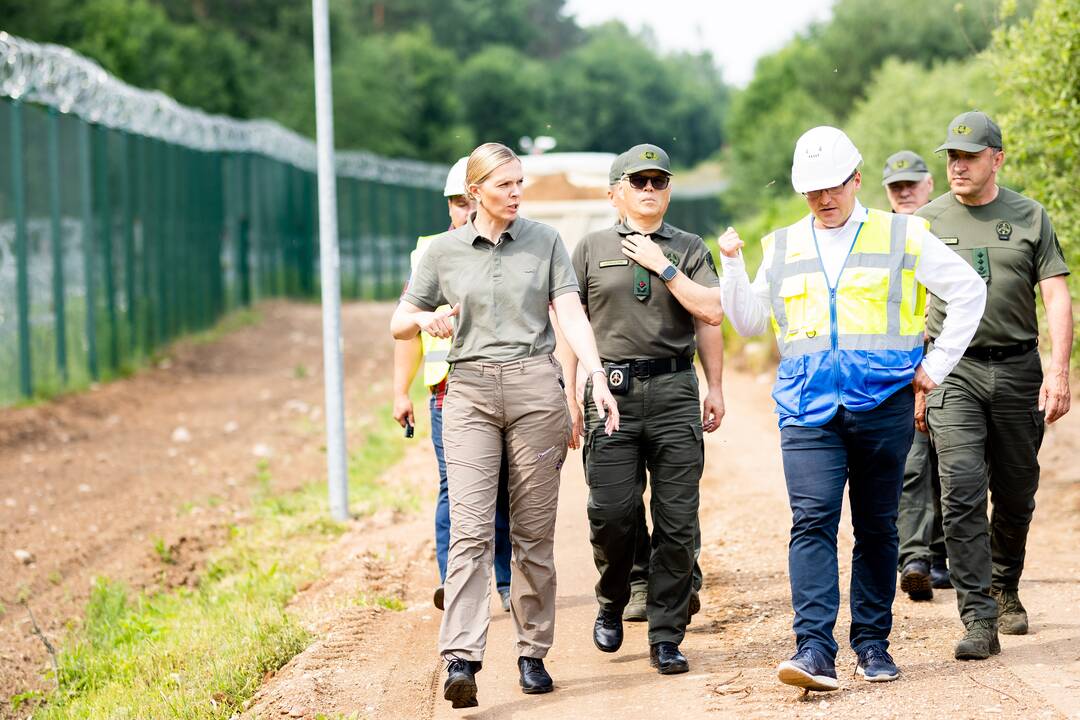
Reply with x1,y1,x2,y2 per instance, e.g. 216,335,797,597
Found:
4,0,1075,291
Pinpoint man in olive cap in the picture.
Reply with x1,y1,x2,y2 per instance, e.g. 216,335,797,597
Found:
882,151,934,215
572,143,724,675
589,151,709,625
881,151,951,602
918,111,1073,660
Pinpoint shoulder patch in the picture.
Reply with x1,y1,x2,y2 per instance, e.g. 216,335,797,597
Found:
705,252,717,273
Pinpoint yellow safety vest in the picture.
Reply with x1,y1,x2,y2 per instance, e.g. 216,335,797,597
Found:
763,208,927,427
411,235,452,387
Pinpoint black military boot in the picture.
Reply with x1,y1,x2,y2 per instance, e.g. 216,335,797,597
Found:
930,560,952,589
593,607,623,652
900,559,933,601
954,618,1001,660
649,642,689,675
443,658,481,708
518,656,554,694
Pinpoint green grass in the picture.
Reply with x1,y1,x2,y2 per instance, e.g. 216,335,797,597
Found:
23,384,426,719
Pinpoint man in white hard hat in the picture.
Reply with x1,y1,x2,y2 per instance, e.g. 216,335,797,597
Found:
718,127,985,690
392,157,514,614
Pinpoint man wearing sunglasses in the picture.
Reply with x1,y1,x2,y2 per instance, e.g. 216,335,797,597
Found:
718,126,985,690
570,143,725,676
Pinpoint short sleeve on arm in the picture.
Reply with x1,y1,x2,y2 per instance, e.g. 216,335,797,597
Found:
684,236,720,287
1035,208,1070,281
401,245,444,310
571,238,589,307
549,235,580,300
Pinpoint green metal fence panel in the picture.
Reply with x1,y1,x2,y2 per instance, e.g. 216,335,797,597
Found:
0,34,447,405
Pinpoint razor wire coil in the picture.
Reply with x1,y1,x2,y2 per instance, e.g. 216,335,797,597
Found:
0,31,448,189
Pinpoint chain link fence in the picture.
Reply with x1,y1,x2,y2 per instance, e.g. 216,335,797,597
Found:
0,32,448,406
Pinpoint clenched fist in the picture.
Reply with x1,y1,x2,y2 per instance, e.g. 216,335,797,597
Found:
718,226,744,258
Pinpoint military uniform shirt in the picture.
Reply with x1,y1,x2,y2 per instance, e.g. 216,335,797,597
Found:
403,214,579,363
918,187,1069,347
572,221,719,361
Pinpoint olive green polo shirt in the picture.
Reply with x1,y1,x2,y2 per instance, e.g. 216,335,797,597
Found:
572,221,719,361
403,214,578,363
918,187,1069,347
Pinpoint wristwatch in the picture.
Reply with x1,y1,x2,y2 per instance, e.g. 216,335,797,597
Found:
659,263,679,282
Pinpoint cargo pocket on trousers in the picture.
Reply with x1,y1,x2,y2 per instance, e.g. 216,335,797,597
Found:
924,388,946,448
691,423,704,471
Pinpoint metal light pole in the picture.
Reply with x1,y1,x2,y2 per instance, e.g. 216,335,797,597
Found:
312,0,349,521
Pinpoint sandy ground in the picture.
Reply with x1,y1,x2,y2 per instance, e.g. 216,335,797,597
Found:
1,302,1077,720
247,355,1080,720
0,301,398,715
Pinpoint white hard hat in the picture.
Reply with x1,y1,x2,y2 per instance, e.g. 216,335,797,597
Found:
443,156,469,197
791,126,862,194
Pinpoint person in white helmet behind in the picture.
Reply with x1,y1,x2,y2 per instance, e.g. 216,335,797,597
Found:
718,127,985,691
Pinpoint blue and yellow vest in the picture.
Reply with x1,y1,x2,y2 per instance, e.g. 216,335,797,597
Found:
410,235,452,387
764,209,927,428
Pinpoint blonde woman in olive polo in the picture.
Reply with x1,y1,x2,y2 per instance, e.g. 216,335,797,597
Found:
391,142,620,709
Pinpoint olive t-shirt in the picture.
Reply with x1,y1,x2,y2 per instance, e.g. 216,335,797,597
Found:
572,221,719,361
917,188,1069,347
403,214,579,363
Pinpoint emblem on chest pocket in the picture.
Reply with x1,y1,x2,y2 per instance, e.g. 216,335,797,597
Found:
995,221,1012,241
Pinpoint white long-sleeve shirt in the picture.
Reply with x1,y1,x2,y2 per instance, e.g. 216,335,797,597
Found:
720,201,986,384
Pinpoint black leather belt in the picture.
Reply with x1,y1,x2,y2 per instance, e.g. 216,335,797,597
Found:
605,356,693,378
934,338,1038,361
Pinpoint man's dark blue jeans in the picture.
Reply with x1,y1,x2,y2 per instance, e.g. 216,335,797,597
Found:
432,392,511,590
780,386,914,660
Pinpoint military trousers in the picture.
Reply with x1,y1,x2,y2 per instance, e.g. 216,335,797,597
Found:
896,430,946,571
438,355,570,662
584,368,703,645
926,348,1044,623
629,493,704,594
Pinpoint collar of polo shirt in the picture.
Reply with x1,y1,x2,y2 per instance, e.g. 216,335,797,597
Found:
615,220,674,239
461,210,519,245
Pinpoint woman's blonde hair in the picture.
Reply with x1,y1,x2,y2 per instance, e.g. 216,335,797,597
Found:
466,143,519,198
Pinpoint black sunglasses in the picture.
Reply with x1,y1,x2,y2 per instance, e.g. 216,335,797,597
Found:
624,173,671,191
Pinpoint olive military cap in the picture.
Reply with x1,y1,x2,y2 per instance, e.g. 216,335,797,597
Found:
936,111,1003,153
608,152,627,186
622,144,672,176
882,150,930,186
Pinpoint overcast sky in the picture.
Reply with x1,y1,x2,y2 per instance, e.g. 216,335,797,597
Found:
563,1,836,87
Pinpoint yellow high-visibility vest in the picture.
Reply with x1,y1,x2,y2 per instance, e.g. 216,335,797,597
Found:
411,235,452,387
762,208,927,427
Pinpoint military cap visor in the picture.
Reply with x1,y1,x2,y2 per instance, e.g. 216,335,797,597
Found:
936,111,1003,153
881,151,930,186
608,152,627,185
622,144,672,175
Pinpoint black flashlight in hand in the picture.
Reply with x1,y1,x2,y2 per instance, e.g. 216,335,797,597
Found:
404,419,414,438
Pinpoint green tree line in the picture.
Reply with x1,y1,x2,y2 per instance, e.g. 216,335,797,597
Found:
722,0,1078,288
0,0,729,166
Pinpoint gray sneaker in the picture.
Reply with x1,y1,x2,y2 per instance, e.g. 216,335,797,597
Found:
992,588,1029,635
499,587,511,613
954,618,1001,660
623,587,647,622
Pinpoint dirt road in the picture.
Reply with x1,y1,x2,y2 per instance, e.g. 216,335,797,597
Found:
1,302,1077,719
249,356,1080,719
